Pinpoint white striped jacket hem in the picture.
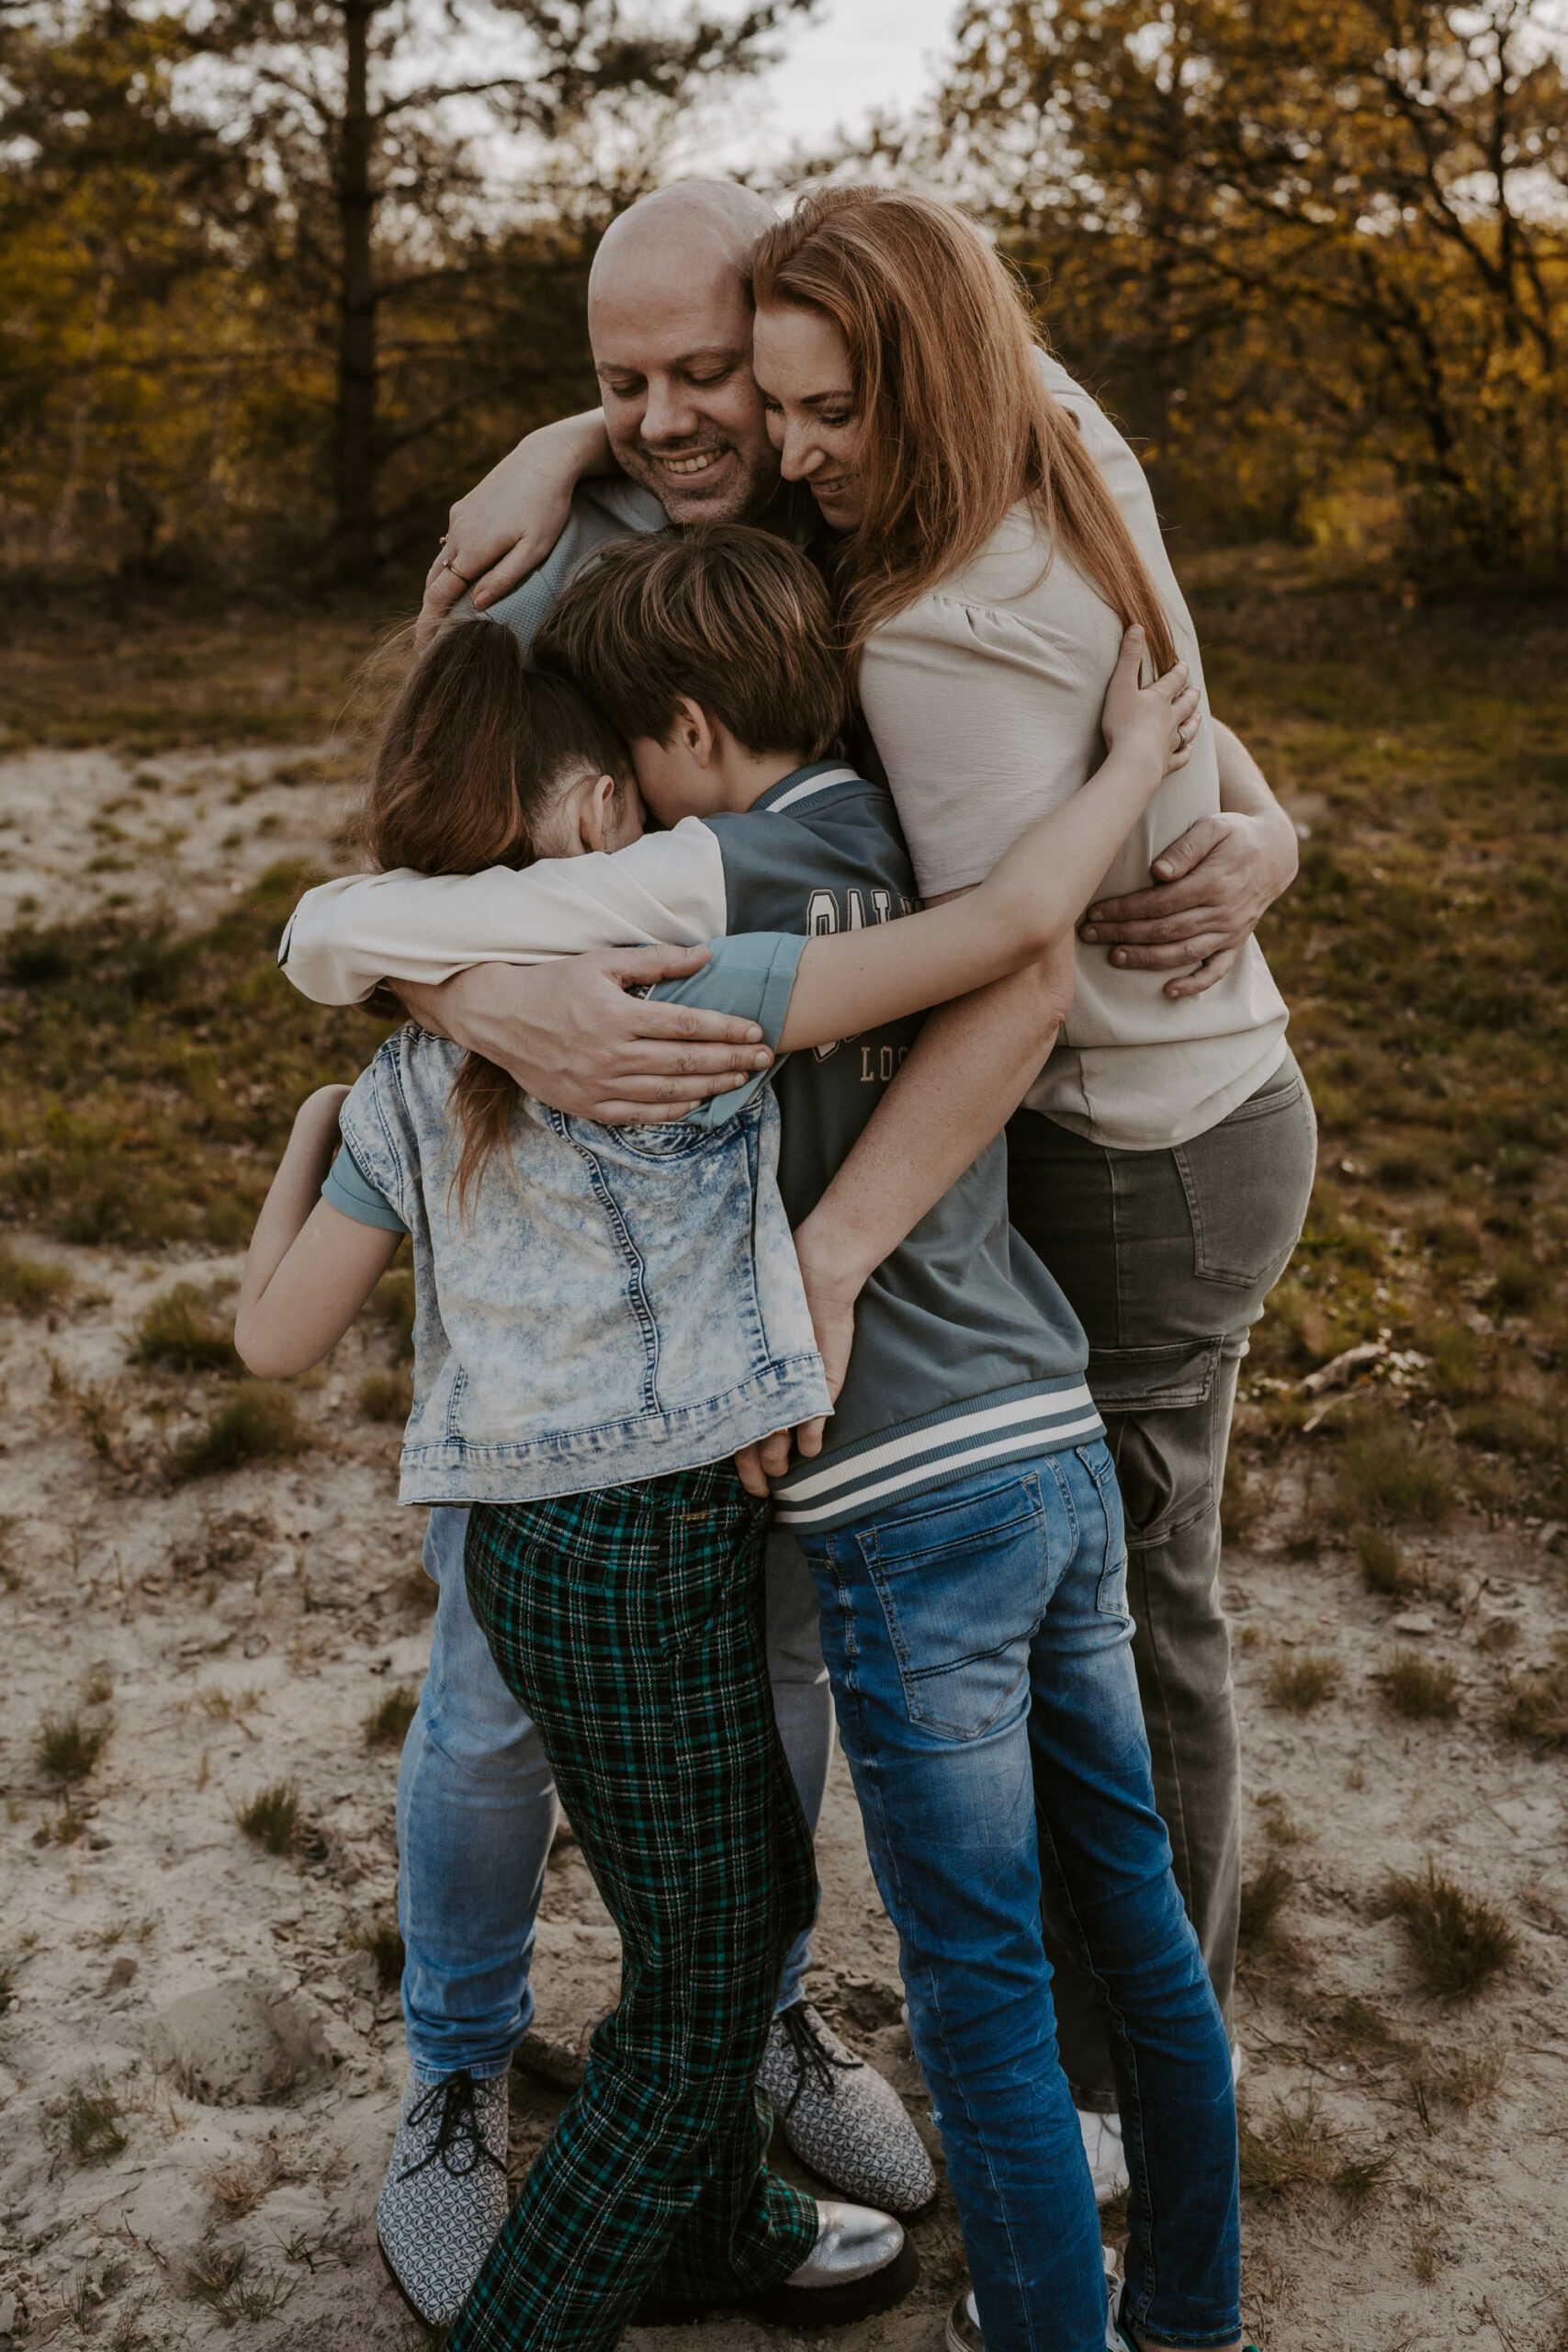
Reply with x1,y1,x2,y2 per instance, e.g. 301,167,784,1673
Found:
771,1381,1106,1532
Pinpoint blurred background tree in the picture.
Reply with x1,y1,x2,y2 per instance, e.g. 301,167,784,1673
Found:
932,0,1568,577
2,0,1563,587
0,0,815,581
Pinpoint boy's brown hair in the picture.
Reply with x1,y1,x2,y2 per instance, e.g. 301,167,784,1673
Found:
533,525,851,762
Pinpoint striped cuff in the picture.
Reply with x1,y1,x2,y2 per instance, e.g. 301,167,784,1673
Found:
770,1380,1105,1532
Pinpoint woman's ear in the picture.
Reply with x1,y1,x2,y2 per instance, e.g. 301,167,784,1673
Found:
564,771,621,855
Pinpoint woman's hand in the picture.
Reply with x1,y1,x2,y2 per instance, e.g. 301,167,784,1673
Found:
417,411,612,647
1099,628,1200,780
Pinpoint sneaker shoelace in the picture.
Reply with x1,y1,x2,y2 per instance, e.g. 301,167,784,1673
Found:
773,2002,865,2117
398,2071,507,2184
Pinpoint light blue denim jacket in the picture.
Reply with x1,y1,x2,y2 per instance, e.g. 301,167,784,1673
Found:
335,971,830,1507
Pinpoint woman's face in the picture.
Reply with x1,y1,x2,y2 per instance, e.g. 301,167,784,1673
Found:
751,303,866,531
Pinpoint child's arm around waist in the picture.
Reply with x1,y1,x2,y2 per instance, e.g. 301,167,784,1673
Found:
235,1086,402,1379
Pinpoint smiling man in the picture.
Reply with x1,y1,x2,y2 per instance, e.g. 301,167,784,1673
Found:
427,182,818,661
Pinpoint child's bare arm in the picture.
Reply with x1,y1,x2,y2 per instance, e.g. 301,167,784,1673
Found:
235,1087,401,1378
778,628,1197,1054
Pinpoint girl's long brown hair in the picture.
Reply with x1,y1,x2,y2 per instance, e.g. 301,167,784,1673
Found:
749,187,1177,672
361,618,630,1215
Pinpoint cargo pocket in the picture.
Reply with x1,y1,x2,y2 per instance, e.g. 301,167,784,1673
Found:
1087,1339,1224,1417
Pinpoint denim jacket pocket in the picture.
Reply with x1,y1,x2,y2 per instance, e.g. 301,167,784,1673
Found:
861,1476,1044,1742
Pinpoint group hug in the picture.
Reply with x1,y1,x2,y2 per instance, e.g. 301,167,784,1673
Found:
235,179,1316,2352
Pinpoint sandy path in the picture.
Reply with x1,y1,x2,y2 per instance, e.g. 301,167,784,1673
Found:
2,742,1565,2349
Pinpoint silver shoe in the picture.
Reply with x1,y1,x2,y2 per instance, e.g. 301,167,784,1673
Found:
759,1999,937,2215
752,2198,919,2325
377,2066,509,2331
788,2199,906,2287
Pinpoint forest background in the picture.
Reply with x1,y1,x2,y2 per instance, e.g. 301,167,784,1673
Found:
3,0,1566,594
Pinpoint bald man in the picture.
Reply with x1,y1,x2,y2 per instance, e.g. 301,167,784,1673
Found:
373,181,937,2339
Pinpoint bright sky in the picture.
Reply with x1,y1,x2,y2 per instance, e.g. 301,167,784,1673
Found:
691,0,964,170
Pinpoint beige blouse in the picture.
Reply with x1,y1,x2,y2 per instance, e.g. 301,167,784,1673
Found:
857,356,1288,1151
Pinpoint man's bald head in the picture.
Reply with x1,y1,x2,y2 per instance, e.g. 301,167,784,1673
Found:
588,180,782,527
589,179,774,303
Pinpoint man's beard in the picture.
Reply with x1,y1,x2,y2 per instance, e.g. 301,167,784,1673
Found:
615,435,780,527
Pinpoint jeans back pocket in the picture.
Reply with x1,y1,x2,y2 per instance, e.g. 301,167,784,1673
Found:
862,1476,1047,1742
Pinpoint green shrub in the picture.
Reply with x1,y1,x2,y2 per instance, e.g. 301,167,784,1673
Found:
356,1369,411,1422
1380,1654,1461,1720
1268,1652,1339,1713
1337,1409,1455,1527
0,1240,72,1317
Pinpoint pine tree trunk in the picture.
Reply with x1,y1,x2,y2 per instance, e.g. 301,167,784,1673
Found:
333,0,378,578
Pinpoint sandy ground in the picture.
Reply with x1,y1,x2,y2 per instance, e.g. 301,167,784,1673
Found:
2,746,1566,2351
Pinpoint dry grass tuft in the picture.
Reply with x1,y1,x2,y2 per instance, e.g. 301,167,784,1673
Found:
363,1684,419,1748
0,1239,72,1317
36,1710,112,1783
203,2148,279,2218
65,2075,127,2164
1239,2095,1390,2204
1498,1643,1568,1748
1267,1651,1339,1713
349,1917,405,1993
356,1368,412,1422
1381,1653,1461,1720
1407,2043,1505,2114
1385,1862,1516,2000
1237,1857,1295,1952
372,1266,416,1361
169,1383,310,1480
130,1282,241,1374
1352,1524,1423,1598
1336,1408,1456,1529
234,1779,301,1856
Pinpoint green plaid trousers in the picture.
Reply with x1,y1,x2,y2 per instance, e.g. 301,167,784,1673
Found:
448,1462,822,2352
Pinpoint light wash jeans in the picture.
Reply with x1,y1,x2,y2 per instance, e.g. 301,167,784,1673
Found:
797,1447,1240,2352
396,1505,834,2082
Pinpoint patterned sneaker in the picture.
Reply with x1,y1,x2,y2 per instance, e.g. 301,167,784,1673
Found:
759,1999,937,2217
377,2066,510,2332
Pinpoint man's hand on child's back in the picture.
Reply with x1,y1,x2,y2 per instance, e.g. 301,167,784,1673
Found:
401,948,773,1122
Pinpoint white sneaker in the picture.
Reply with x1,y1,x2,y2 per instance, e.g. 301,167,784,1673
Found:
948,2248,1119,2352
1079,2107,1132,2204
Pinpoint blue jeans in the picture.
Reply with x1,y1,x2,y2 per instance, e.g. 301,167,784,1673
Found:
797,1445,1240,2352
396,1506,832,2081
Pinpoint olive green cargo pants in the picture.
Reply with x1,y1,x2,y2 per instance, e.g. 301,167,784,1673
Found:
1008,1051,1317,2109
